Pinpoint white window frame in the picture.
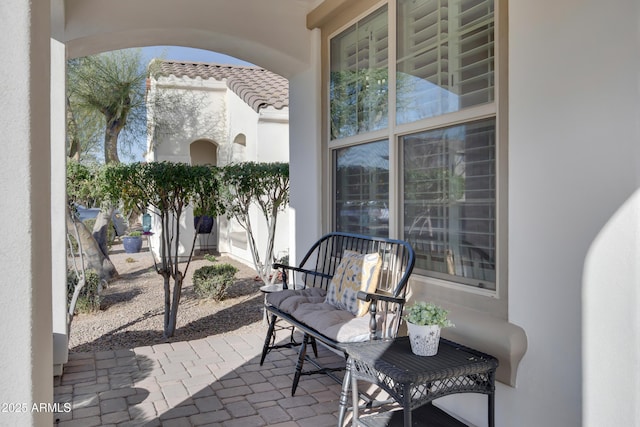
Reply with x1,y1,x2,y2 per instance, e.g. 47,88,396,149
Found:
324,0,508,319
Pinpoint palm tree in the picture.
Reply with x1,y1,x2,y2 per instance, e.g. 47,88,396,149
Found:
66,49,149,281
67,49,148,164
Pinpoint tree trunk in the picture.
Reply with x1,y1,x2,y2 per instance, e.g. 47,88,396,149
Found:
66,97,81,161
162,270,171,337
92,206,114,257
104,113,123,164
67,210,118,282
165,274,183,338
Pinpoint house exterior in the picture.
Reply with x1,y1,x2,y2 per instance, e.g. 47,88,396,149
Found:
145,60,290,266
3,0,640,426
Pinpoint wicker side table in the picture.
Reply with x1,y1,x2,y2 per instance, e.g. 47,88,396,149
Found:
338,337,498,427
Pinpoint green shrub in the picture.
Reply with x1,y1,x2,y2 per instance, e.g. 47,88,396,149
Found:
192,264,238,300
67,269,102,313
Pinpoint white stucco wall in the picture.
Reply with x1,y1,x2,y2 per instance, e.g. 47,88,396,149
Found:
257,108,290,162
0,1,54,425
227,89,258,163
146,76,226,257
150,76,229,163
51,39,69,376
148,74,290,267
288,29,324,265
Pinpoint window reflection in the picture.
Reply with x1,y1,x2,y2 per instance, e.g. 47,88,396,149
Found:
330,6,389,139
403,119,496,289
396,0,494,125
335,141,389,237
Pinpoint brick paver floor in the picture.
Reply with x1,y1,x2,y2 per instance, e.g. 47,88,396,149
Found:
54,330,350,427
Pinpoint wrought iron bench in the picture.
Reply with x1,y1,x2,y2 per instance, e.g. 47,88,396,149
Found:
259,232,415,395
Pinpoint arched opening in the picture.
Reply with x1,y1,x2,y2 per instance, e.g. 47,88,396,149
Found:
232,133,246,163
189,139,218,252
190,139,218,166
41,3,321,410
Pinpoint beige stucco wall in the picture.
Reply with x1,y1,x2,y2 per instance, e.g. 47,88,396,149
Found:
508,2,640,426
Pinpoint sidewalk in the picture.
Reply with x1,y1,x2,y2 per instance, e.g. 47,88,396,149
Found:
54,330,347,426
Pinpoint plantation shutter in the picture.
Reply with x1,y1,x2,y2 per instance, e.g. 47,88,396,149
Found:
397,0,494,124
330,5,389,139
403,118,496,289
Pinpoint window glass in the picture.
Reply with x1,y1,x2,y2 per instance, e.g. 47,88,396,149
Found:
403,118,496,289
335,141,389,237
330,6,388,139
396,0,494,124
328,0,499,294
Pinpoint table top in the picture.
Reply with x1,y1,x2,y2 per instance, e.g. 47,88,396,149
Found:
341,337,498,384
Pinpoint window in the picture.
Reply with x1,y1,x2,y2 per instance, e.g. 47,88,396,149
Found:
329,0,499,293
334,140,389,237
330,5,388,139
403,119,496,290
396,0,494,124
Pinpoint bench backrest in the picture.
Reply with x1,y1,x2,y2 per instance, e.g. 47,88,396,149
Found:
294,232,415,300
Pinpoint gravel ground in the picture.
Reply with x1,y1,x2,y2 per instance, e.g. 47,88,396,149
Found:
68,239,266,353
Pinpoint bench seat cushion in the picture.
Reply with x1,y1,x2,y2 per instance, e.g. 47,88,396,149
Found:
265,287,327,314
266,288,381,343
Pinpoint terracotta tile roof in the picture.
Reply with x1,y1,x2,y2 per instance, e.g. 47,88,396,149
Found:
152,60,288,112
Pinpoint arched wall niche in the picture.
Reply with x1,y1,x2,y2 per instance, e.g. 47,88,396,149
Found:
190,139,218,166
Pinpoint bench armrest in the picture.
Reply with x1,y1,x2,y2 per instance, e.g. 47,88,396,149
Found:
271,263,333,289
356,291,405,305
357,291,405,340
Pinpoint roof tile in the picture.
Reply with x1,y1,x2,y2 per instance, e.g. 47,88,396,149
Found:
153,60,288,112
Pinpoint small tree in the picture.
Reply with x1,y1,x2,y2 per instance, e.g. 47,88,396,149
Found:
102,162,224,338
222,162,289,284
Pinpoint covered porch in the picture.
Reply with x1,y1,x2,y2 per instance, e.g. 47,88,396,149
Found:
3,0,640,426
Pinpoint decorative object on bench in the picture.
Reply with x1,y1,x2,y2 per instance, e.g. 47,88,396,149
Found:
404,301,454,356
259,232,415,395
325,250,382,316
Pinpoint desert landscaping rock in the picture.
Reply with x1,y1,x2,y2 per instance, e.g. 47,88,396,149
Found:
69,239,265,353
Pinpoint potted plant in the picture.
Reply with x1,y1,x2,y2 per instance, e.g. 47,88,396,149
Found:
193,211,214,234
403,301,454,356
122,230,143,253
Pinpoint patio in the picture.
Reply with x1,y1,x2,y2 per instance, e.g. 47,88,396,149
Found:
54,329,349,426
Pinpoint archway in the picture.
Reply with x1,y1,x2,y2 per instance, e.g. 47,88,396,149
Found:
57,0,315,77
38,4,322,416
232,133,247,163
190,139,218,166
189,139,219,252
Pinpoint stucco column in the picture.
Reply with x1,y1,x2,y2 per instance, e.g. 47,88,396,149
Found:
51,39,69,376
0,1,54,425
288,28,323,264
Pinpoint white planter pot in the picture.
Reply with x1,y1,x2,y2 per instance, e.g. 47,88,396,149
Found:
407,322,441,356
